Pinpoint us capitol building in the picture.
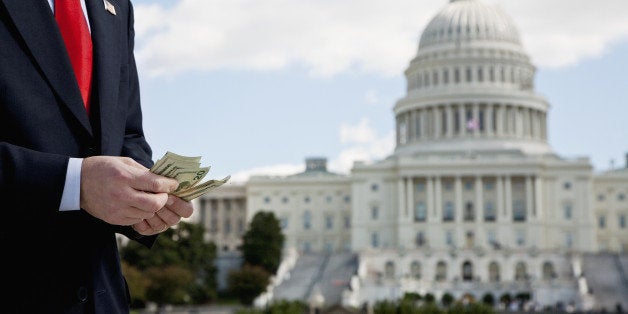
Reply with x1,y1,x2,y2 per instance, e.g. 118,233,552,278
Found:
192,0,628,310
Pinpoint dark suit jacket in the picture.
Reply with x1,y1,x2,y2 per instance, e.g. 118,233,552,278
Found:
0,0,154,312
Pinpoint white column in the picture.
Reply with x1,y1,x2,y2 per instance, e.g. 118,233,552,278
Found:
435,176,442,220
473,103,480,137
410,110,416,142
534,176,542,219
475,176,484,222
434,106,441,138
455,176,463,223
505,176,512,220
420,109,427,139
497,104,504,137
446,106,454,138
398,178,406,218
406,177,414,220
458,105,466,136
486,104,494,136
526,176,533,220
496,176,504,220
427,177,434,220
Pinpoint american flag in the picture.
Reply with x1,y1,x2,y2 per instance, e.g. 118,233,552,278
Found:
466,118,479,131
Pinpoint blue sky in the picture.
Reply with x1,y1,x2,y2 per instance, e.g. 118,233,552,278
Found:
131,0,628,182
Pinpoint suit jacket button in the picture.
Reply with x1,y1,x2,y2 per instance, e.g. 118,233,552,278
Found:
77,286,88,302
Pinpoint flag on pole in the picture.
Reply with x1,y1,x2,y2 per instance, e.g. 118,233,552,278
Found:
466,118,479,131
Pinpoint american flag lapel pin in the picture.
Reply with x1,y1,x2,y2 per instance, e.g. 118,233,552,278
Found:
104,0,117,15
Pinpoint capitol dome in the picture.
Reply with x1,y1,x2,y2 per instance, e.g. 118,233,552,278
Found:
419,0,521,49
393,0,552,156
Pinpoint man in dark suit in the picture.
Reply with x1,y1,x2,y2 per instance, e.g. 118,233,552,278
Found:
0,0,194,312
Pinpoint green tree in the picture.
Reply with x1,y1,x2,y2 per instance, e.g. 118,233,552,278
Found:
120,261,150,308
481,293,494,306
145,265,194,305
120,221,217,305
441,293,454,307
241,211,285,274
424,293,436,304
228,264,271,305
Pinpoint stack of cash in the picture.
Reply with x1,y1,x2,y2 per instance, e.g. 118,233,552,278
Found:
149,151,230,201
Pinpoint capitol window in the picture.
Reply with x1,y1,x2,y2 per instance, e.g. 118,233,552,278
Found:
371,232,379,248
515,230,525,247
415,231,426,247
488,262,500,282
443,202,455,222
371,206,379,220
484,201,496,222
325,215,333,230
264,196,271,204
282,196,289,204
598,215,606,229
443,69,449,84
414,202,427,222
619,214,626,229
597,194,605,202
515,262,528,281
446,230,455,246
563,203,573,219
454,68,460,83
464,202,475,221
303,210,311,230
344,216,351,228
410,261,422,279
281,217,289,230
304,196,311,203
542,261,557,281
371,183,379,192
464,180,474,191
466,67,472,82
477,67,484,82
513,199,526,222
618,193,626,201
385,261,395,280
435,261,447,282
563,182,572,190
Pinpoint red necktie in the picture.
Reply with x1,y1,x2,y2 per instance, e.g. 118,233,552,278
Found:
55,0,93,115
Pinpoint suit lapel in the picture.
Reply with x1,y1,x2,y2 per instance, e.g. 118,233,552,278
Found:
85,0,121,151
2,0,93,136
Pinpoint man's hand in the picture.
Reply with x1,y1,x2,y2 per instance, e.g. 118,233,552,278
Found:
132,195,194,235
80,156,179,225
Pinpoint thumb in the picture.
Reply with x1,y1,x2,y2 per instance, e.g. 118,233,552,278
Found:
133,171,178,193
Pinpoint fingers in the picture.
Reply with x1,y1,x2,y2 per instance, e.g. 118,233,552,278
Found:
131,170,179,194
164,195,194,218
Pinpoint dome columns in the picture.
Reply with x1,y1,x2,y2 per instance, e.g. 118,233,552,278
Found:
395,102,548,146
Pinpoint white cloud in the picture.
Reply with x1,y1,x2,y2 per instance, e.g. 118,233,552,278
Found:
229,119,395,178
134,0,628,77
229,163,304,183
340,118,378,144
332,119,395,173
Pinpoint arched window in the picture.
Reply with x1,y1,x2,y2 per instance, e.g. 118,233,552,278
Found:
410,261,422,280
515,262,528,281
462,261,473,281
436,261,447,282
542,261,556,281
385,261,395,279
489,262,500,282
415,231,426,247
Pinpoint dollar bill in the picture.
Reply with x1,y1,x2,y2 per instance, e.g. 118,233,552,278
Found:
149,151,229,201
